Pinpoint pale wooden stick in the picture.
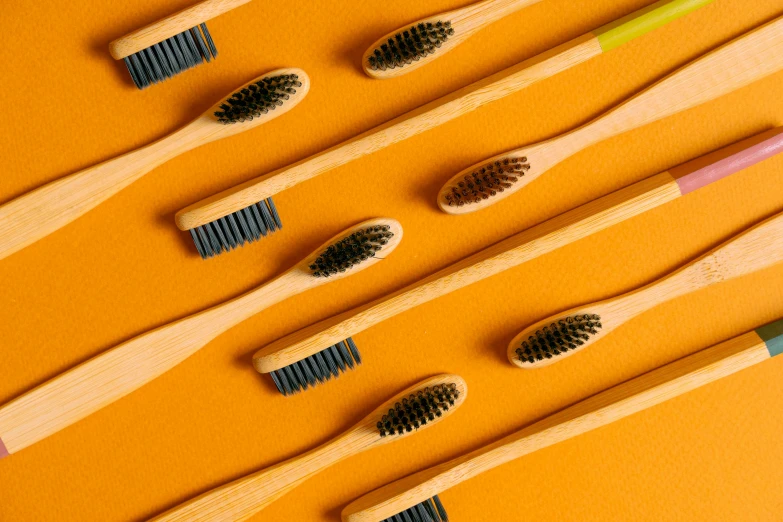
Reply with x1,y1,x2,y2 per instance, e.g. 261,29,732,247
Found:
175,0,713,231
509,209,783,368
362,0,544,79
342,322,783,521
109,0,252,60
0,68,309,262
149,375,467,522
0,219,402,458
438,14,783,213
252,126,783,375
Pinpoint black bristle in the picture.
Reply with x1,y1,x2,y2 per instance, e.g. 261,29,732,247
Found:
269,337,362,396
377,384,459,437
368,21,454,71
122,23,218,89
189,197,282,259
309,225,394,277
515,314,603,364
382,495,449,522
444,156,531,207
214,74,303,124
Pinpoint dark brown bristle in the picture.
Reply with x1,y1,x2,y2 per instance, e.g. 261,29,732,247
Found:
515,314,603,364
444,156,530,207
368,21,455,71
214,74,303,124
382,495,449,522
376,384,459,438
309,225,394,278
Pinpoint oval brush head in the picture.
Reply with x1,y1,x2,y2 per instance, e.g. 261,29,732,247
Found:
213,74,304,125
364,20,456,76
267,219,403,395
440,153,532,210
508,313,605,368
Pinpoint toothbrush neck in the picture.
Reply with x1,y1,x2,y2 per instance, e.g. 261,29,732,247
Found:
454,0,541,28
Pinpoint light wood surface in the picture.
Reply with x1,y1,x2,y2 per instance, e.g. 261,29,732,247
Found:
149,374,467,522
342,330,772,521
508,210,783,368
0,218,401,456
362,0,544,79
174,35,603,230
438,14,783,214
253,173,683,373
109,0,252,59
0,68,309,262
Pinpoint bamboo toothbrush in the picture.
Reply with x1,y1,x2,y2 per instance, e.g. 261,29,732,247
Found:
508,210,783,369
109,0,252,89
438,14,783,214
0,68,309,262
342,319,783,521
0,219,401,459
149,375,466,522
251,127,783,395
174,0,713,259
362,0,544,79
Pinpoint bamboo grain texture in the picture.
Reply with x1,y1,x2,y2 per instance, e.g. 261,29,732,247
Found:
343,331,773,521
0,68,309,262
150,375,467,522
109,0,252,59
0,219,401,456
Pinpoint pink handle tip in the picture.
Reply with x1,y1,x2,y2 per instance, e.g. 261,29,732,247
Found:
0,437,8,459
676,128,783,195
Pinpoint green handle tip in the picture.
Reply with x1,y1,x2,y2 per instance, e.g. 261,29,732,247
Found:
595,0,716,52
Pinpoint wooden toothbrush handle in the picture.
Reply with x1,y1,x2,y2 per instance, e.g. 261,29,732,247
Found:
109,0,252,59
451,0,543,31
0,125,202,262
344,325,777,521
609,210,783,318
254,173,682,371
571,15,783,150
151,433,364,522
0,274,299,457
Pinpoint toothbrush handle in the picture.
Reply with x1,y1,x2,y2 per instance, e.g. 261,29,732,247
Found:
343,323,781,521
151,434,360,522
451,0,543,30
0,274,296,458
611,210,783,318
576,15,783,148
594,0,716,52
0,125,200,262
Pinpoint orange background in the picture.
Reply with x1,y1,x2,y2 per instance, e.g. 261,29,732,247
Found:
2,0,783,520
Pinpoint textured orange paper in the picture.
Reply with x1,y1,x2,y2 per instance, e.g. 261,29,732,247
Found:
2,0,783,520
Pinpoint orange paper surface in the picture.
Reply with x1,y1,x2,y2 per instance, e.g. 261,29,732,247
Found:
2,0,783,520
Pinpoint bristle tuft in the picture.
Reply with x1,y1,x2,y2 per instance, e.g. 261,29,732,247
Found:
214,74,303,124
376,384,458,438
309,225,394,277
515,314,602,364
269,337,362,396
123,23,217,89
444,156,530,207
189,197,282,259
368,21,454,71
382,495,449,522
